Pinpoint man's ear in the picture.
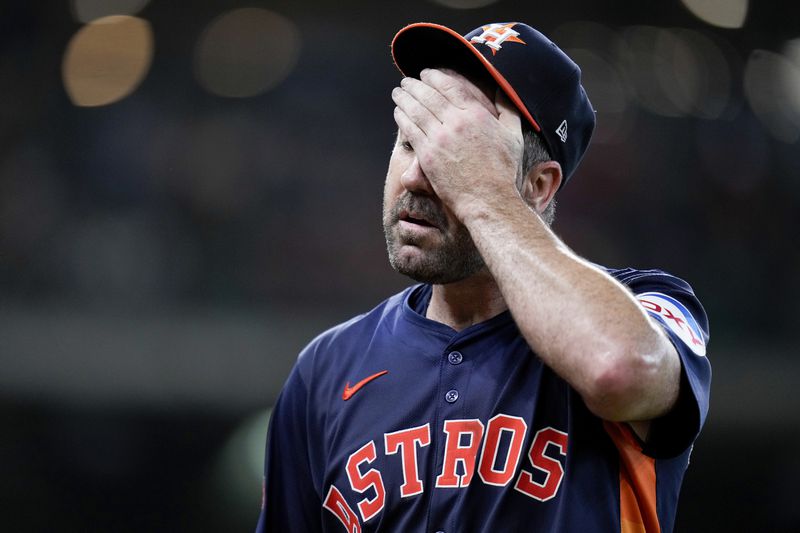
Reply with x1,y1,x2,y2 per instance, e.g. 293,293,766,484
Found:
520,161,562,214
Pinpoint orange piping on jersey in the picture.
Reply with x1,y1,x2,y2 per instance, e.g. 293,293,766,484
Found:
603,421,660,533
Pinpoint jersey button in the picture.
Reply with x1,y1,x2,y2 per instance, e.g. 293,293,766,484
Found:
445,389,459,403
447,351,463,365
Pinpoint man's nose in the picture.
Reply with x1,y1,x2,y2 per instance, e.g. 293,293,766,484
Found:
400,157,435,195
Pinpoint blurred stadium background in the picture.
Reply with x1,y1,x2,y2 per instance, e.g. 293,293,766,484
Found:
1,0,798,530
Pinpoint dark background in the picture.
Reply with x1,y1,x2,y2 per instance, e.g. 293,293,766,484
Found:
1,0,798,531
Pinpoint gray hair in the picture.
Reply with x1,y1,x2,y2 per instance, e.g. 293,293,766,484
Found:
518,125,557,226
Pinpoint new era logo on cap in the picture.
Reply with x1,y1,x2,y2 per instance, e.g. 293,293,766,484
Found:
391,21,595,187
556,120,568,142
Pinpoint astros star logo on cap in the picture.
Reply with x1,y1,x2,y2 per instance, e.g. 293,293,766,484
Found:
469,23,526,55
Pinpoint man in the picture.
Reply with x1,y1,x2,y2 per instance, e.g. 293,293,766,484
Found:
257,21,710,533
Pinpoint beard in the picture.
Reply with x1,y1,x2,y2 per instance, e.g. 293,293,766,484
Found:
383,193,486,284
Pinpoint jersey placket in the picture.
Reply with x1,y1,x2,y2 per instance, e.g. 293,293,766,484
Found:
426,338,476,533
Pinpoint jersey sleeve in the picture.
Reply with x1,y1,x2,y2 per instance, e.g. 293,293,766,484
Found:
614,269,712,459
255,361,322,533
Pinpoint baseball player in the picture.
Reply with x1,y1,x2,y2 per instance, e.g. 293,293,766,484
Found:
256,21,711,533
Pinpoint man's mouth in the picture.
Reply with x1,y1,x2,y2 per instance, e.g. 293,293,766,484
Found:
398,209,438,229
391,193,450,234
402,214,433,227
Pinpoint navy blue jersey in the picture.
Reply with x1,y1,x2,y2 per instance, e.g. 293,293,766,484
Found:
256,267,711,532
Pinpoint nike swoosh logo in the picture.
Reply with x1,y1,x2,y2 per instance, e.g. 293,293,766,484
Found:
342,370,389,401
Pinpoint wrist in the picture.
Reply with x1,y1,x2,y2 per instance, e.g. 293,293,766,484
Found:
457,184,526,228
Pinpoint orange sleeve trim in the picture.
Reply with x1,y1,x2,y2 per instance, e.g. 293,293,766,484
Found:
603,421,661,533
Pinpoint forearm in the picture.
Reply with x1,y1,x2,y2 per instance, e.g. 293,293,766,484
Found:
463,194,681,422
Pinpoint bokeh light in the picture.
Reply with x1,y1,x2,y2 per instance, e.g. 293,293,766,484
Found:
616,26,733,119
617,26,685,117
680,0,748,29
744,49,800,143
194,8,301,98
552,22,632,144
786,38,800,67
71,0,151,22
214,410,271,516
62,15,154,107
783,38,800,126
568,49,632,144
666,29,733,119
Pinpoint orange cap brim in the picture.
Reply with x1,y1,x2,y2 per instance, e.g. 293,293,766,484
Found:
391,22,541,132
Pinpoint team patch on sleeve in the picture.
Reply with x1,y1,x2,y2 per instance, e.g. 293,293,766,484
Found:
636,292,706,357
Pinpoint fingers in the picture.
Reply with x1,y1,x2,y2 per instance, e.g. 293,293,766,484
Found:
494,89,522,136
392,85,440,137
399,76,452,122
392,68,497,132
391,68,483,149
420,68,497,118
391,69,524,158
393,105,425,150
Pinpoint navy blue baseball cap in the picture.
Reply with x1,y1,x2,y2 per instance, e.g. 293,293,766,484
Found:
391,22,595,186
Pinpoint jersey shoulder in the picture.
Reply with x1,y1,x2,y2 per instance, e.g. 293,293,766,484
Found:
602,265,709,341
294,286,414,372
603,266,695,294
